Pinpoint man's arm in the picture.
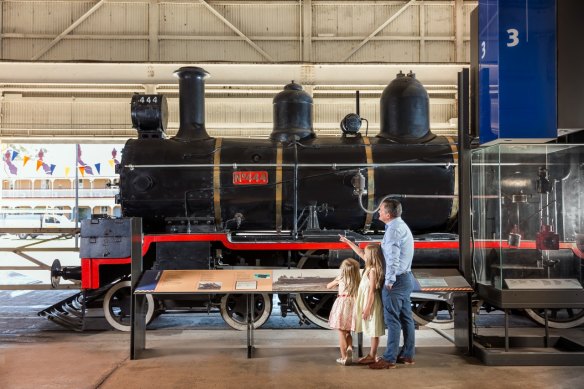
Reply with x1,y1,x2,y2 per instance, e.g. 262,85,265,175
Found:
382,228,401,288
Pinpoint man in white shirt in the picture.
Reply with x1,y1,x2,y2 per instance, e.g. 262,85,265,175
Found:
369,199,416,369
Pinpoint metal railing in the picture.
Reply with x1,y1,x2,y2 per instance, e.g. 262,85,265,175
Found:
0,230,80,290
1,188,118,198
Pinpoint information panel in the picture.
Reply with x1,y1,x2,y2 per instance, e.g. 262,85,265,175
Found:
136,268,473,294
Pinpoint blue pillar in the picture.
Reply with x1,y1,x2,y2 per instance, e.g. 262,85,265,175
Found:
478,0,556,145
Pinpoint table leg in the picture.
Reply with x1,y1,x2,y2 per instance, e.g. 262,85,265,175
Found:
544,309,550,348
504,309,509,352
246,293,255,358
131,293,147,360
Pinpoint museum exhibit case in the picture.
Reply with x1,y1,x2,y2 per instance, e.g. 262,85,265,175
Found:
471,143,584,310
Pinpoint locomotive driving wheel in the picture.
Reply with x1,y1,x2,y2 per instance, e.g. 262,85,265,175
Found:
524,308,584,329
411,298,454,330
103,280,156,331
220,293,272,331
294,251,333,328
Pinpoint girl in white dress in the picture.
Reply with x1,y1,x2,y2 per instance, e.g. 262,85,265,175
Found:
327,258,361,365
339,237,385,364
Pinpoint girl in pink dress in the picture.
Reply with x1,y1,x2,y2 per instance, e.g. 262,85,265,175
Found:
340,241,385,364
327,258,361,365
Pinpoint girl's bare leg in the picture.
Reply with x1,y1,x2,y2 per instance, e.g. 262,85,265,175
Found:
345,332,353,351
370,336,380,358
337,330,348,358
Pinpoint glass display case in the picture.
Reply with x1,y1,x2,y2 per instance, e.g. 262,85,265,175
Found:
471,144,584,308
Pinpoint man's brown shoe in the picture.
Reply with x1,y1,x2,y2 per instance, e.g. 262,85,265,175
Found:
368,359,396,369
397,356,415,365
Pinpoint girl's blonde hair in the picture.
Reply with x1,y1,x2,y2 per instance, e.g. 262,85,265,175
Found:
339,258,361,297
363,245,384,289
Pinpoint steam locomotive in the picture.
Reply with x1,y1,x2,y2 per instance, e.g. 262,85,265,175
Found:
41,66,584,331
41,66,460,331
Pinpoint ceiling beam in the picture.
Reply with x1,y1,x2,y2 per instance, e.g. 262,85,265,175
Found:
4,33,461,42
149,0,160,61
455,0,465,62
341,0,417,62
302,0,312,62
31,0,107,61
0,63,467,86
199,0,275,62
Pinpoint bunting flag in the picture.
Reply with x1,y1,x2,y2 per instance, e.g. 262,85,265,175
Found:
3,151,18,175
3,146,119,177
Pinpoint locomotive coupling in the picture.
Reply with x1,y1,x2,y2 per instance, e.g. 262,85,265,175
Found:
50,259,81,288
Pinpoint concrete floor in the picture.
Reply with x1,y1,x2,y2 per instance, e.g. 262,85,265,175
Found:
1,291,584,389
2,328,584,389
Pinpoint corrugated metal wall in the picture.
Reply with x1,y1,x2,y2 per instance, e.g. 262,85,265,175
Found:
0,1,475,140
1,0,476,63
0,85,457,138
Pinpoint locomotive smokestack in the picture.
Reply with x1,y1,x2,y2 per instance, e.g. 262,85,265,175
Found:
173,67,211,140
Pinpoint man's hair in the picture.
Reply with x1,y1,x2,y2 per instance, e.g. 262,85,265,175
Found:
381,198,402,218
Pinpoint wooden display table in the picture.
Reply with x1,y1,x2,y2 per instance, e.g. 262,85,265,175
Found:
132,268,338,359
131,267,473,359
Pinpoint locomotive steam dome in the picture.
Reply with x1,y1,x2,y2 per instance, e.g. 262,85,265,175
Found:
270,81,314,142
378,71,435,143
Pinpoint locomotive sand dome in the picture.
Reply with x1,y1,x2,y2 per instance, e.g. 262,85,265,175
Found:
379,70,435,143
44,67,462,331
271,81,314,142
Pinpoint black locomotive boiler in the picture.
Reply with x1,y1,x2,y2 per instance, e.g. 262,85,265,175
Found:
44,67,462,331
123,67,457,236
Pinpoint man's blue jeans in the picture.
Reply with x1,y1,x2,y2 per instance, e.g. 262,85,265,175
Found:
381,272,415,362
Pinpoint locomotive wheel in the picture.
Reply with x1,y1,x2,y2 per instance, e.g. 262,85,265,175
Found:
294,293,335,329
294,251,332,329
103,280,155,332
524,308,584,329
220,293,272,331
411,299,454,330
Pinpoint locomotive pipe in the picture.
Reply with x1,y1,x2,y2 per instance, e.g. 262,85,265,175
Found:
126,162,454,169
357,192,457,214
293,140,299,240
174,67,210,141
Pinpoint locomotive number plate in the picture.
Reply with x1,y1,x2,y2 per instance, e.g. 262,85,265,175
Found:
233,171,269,185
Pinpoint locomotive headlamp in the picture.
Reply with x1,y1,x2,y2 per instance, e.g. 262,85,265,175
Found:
131,94,168,139
341,113,362,135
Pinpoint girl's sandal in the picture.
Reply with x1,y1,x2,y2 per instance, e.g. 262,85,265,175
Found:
358,355,376,365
